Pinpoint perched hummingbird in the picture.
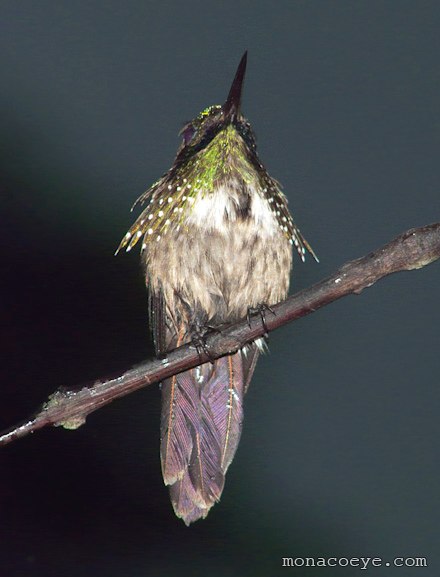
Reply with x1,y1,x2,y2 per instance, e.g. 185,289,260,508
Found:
117,52,317,525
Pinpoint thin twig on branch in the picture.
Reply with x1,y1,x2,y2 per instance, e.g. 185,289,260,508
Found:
1,223,439,447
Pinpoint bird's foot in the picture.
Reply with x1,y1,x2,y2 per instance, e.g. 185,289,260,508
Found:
190,322,217,364
247,303,276,338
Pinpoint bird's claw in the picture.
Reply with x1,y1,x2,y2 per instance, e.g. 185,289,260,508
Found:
190,323,216,364
247,303,276,337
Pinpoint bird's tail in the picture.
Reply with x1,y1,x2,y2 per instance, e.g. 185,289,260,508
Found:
160,345,259,524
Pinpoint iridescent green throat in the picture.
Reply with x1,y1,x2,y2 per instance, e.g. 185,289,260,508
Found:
118,125,261,252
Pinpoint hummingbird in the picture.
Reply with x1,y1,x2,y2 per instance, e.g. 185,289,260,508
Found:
116,52,317,525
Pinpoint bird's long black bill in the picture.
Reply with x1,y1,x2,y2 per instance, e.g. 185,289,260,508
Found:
223,51,248,116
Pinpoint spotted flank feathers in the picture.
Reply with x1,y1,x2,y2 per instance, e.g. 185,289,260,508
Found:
115,168,317,263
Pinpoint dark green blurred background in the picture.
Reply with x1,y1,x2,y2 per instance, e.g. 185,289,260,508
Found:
1,2,439,576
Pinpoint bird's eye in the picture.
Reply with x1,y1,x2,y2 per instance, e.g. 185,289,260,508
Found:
181,124,197,145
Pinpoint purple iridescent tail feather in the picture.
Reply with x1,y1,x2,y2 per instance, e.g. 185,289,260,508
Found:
160,346,259,524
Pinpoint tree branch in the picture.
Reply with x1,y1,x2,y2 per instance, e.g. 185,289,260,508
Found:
1,223,439,447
